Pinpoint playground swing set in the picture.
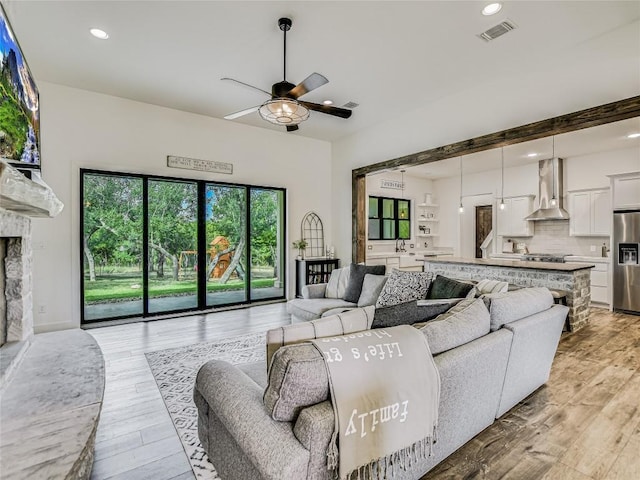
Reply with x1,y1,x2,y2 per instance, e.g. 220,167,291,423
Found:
178,236,243,281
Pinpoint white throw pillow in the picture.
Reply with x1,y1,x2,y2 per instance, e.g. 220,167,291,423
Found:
476,279,509,294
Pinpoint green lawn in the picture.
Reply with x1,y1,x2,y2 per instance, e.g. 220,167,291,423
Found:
84,272,276,302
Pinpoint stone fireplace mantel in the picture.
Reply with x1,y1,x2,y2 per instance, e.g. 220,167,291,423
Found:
1,160,64,386
0,160,63,218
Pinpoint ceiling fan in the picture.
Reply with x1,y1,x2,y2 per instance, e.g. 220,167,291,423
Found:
222,17,352,132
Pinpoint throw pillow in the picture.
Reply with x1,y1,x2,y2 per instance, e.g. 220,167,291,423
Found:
325,266,350,299
476,279,509,295
357,274,388,307
372,299,454,328
263,343,328,422
266,305,375,369
426,275,475,300
343,264,386,303
375,270,434,308
487,287,554,331
415,297,490,355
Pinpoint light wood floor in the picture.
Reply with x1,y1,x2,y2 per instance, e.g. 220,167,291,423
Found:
89,305,640,480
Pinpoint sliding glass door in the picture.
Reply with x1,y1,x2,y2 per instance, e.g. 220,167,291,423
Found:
148,179,199,314
81,170,286,324
250,188,285,300
205,184,247,307
82,173,143,321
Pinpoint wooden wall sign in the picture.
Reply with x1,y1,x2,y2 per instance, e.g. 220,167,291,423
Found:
380,179,405,190
167,155,233,175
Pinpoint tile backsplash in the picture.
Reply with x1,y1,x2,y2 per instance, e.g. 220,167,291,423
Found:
508,220,610,256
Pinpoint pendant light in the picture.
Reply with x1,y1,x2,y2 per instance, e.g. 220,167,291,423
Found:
458,156,464,214
499,147,505,210
550,136,557,206
400,169,406,218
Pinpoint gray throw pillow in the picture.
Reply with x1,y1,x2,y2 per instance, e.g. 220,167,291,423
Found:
375,270,434,308
263,343,328,422
343,264,386,303
325,266,350,299
357,274,388,307
416,298,490,355
426,275,475,299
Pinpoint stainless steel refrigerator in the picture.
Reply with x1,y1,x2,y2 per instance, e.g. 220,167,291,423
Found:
613,210,640,314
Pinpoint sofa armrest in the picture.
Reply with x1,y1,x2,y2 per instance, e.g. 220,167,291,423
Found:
195,360,310,478
496,304,567,417
302,283,327,299
294,401,334,477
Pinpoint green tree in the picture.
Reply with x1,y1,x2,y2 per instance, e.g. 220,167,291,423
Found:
83,175,142,281
148,180,198,280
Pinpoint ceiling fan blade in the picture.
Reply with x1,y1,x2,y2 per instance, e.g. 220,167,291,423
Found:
299,101,352,119
221,77,271,97
224,105,260,120
286,125,299,132
287,73,329,99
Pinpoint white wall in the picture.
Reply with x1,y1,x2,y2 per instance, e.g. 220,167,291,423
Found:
331,41,639,261
31,82,332,332
365,171,434,254
431,147,639,258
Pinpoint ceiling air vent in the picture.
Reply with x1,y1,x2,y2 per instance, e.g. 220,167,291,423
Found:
478,20,517,42
342,101,359,109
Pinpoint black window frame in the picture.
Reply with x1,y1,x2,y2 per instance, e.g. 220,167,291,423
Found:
80,168,286,325
367,195,411,240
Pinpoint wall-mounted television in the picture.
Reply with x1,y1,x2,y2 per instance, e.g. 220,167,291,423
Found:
0,3,40,171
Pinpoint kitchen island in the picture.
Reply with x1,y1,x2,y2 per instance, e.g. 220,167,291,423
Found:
421,257,595,331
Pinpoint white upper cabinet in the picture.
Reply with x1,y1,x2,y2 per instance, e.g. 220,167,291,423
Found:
610,172,640,210
568,188,611,236
497,195,534,237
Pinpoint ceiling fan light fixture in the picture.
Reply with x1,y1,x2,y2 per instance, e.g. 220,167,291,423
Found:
259,98,309,125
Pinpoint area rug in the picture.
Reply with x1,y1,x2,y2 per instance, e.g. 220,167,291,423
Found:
146,331,266,479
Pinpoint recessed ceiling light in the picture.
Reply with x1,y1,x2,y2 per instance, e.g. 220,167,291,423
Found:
627,133,640,139
482,3,503,16
90,28,109,40
527,153,538,158
322,100,333,105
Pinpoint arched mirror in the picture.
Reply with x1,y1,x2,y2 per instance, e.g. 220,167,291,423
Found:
301,212,325,258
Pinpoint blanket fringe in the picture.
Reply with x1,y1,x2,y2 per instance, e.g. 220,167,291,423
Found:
339,427,438,480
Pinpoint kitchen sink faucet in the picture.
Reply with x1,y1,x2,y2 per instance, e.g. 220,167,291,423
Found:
395,238,406,253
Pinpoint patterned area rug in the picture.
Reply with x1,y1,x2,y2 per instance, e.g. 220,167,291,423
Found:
146,332,266,479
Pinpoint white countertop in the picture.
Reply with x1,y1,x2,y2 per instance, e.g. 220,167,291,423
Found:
490,253,610,264
564,255,611,264
367,250,453,259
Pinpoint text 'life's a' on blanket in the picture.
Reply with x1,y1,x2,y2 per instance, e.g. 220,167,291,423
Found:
311,325,440,480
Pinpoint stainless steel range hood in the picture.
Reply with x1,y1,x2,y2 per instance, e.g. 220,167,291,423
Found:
524,158,570,221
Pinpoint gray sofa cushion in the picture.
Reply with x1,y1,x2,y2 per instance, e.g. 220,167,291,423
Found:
263,343,328,422
266,306,374,368
426,274,475,299
325,266,350,299
357,274,388,307
415,298,490,355
372,299,455,329
287,298,356,322
376,270,434,308
343,264,386,303
486,287,554,331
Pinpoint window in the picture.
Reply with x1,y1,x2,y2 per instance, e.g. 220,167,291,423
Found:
368,196,411,240
81,170,286,323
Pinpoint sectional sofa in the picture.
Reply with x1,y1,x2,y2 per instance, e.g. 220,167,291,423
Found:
194,287,568,479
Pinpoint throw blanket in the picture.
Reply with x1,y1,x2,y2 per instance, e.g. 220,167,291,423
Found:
310,325,440,480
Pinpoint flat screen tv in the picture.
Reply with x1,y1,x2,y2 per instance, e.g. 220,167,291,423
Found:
0,3,40,170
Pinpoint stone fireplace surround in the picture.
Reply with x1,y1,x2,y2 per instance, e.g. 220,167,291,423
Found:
0,161,105,480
